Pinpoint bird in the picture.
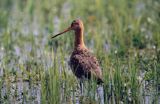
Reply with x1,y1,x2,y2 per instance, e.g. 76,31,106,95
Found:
51,19,104,98
52,19,103,83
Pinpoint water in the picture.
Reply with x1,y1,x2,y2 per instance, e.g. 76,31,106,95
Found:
1,79,40,104
0,1,159,104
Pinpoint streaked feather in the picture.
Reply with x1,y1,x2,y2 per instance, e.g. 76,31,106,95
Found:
69,47,103,84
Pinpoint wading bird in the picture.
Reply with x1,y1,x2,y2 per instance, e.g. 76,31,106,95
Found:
52,19,104,99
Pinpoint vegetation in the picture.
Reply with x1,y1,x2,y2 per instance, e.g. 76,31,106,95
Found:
0,0,159,103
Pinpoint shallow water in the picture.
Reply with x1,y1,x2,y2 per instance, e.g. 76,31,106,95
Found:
0,0,159,104
1,79,40,104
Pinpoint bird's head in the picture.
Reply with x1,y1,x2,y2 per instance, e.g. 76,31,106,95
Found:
71,19,84,31
52,19,84,38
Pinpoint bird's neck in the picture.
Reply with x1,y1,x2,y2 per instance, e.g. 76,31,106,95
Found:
74,29,86,50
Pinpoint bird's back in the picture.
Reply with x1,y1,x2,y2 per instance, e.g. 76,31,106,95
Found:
69,47,103,84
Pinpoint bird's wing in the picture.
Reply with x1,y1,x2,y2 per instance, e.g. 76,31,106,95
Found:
70,49,102,80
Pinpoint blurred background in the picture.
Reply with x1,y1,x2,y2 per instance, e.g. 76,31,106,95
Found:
0,0,159,104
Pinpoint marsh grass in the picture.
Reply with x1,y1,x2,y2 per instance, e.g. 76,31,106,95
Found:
0,0,159,103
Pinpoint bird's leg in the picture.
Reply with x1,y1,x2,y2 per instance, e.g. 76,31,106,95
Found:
97,85,104,104
79,79,84,96
75,79,84,104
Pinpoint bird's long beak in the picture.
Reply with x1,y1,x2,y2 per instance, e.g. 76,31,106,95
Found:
51,27,72,38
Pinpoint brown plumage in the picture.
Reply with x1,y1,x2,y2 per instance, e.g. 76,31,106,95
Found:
70,47,103,84
52,19,103,84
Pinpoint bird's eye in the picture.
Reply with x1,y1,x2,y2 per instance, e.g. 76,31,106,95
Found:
71,21,79,27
